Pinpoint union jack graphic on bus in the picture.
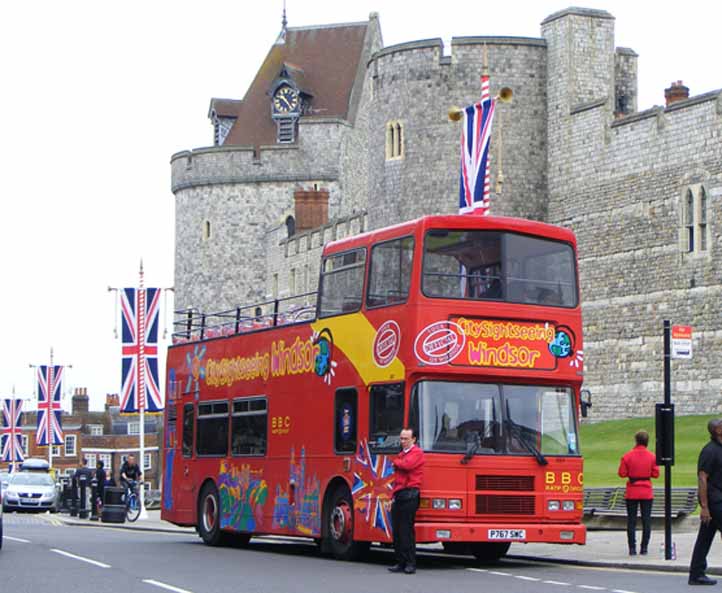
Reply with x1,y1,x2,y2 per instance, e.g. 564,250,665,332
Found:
36,365,64,446
459,74,496,215
2,398,25,463
120,287,162,413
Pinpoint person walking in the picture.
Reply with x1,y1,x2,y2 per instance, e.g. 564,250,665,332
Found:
388,427,425,575
617,430,659,555
95,460,107,508
688,418,722,586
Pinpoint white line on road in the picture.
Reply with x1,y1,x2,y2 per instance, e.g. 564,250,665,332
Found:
489,570,512,576
4,536,31,543
611,590,639,593
50,548,111,568
515,575,541,581
543,580,571,586
467,568,488,573
578,586,606,591
142,579,194,593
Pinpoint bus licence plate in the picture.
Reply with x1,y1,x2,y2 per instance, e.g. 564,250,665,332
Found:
488,529,526,540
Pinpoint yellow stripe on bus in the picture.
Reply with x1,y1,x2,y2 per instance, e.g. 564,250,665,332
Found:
311,314,405,385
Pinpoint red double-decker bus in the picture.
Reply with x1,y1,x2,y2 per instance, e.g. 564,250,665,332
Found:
161,214,585,561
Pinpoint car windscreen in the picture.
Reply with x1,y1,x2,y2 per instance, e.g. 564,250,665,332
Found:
10,473,54,486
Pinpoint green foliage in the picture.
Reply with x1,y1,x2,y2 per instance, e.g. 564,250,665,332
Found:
580,414,713,487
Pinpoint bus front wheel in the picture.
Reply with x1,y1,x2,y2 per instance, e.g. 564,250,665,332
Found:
198,482,225,546
470,541,511,563
324,486,369,561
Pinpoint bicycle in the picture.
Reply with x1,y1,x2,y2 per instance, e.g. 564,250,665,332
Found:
123,480,142,522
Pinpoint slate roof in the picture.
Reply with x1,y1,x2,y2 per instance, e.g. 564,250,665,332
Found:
222,21,370,147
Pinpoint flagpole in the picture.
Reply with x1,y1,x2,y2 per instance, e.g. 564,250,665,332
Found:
48,347,54,469
138,260,148,520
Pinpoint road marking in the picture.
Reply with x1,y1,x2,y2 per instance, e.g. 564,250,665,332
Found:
489,570,512,576
611,590,639,593
543,580,571,586
4,535,31,543
578,587,606,591
515,575,541,581
142,579,194,593
467,568,488,573
50,548,111,568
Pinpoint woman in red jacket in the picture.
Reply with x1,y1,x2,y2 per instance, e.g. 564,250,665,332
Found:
618,430,660,555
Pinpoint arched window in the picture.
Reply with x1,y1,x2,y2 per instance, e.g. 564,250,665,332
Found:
285,215,296,238
202,220,211,241
681,184,711,254
385,120,404,160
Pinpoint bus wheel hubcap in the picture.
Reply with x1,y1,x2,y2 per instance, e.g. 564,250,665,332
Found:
330,501,351,543
204,496,217,531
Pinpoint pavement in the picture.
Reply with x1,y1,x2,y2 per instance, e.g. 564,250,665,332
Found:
51,510,718,576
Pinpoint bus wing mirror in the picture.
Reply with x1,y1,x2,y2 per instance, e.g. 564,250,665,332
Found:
580,389,592,418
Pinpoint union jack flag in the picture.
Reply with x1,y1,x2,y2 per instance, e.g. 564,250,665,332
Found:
2,398,25,463
459,74,496,214
120,287,162,413
36,366,64,446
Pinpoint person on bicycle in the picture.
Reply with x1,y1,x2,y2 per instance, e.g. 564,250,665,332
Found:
120,454,143,497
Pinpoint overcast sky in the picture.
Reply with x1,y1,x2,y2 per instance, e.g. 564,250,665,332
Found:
1,0,719,413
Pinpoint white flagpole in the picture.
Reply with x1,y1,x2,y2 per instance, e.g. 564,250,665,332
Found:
48,348,54,469
138,261,148,519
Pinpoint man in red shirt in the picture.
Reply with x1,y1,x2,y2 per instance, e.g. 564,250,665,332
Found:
618,430,660,555
388,427,425,574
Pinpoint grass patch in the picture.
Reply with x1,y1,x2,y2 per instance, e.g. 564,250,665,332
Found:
580,414,713,487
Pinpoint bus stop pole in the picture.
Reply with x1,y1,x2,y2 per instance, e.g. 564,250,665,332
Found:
663,320,672,560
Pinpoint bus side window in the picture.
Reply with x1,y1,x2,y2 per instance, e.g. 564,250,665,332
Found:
182,403,194,458
369,382,404,452
334,388,357,454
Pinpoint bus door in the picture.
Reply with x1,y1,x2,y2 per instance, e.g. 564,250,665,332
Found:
176,402,196,522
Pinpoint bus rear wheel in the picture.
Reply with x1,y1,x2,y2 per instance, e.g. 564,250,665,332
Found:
324,486,369,561
198,482,225,546
470,541,511,563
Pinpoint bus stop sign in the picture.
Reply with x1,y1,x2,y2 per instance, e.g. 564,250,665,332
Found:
671,325,692,360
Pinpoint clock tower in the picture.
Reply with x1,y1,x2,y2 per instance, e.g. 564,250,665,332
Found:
270,65,306,144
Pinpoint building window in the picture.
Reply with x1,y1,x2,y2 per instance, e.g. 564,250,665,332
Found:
202,220,211,241
52,445,61,457
276,117,297,144
85,453,97,468
681,184,711,254
64,435,77,457
21,435,28,455
385,120,404,160
290,268,296,295
144,453,152,471
99,453,112,471
89,424,104,436
128,422,140,436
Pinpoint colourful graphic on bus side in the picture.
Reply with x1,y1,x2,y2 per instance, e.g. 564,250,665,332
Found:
352,440,395,538
271,446,321,537
218,460,268,532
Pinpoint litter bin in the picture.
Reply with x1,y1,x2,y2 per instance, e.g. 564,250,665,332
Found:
101,486,126,523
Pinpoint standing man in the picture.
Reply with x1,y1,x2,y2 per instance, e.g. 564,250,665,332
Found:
617,430,659,555
388,427,425,575
688,419,722,586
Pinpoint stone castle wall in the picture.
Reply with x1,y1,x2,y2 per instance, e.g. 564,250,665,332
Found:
367,36,549,229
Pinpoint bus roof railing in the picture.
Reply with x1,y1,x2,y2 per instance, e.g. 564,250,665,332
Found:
172,291,318,344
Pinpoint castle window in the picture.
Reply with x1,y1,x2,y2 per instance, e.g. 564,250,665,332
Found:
276,117,297,143
681,184,710,254
385,120,404,160
285,215,296,238
202,220,211,241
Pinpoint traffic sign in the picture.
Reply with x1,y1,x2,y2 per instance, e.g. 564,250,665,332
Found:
671,325,692,359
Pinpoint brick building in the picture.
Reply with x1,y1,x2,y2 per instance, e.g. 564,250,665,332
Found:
171,7,722,421
2,389,162,489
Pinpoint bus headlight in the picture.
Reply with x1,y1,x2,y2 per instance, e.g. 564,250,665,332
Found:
547,500,560,511
448,499,463,510
562,500,575,511
432,498,446,509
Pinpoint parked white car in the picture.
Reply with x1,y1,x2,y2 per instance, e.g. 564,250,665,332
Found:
3,472,59,513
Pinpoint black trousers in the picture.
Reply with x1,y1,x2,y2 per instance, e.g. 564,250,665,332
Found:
689,503,722,579
391,492,420,568
625,499,653,550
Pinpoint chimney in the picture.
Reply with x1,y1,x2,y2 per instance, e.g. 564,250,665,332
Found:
664,80,689,106
105,393,120,410
72,387,89,415
294,187,329,232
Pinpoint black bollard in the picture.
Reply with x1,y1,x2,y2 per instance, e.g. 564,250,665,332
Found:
70,476,78,517
90,477,99,521
78,474,88,519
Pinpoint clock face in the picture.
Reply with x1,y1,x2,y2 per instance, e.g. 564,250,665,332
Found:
273,86,299,114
